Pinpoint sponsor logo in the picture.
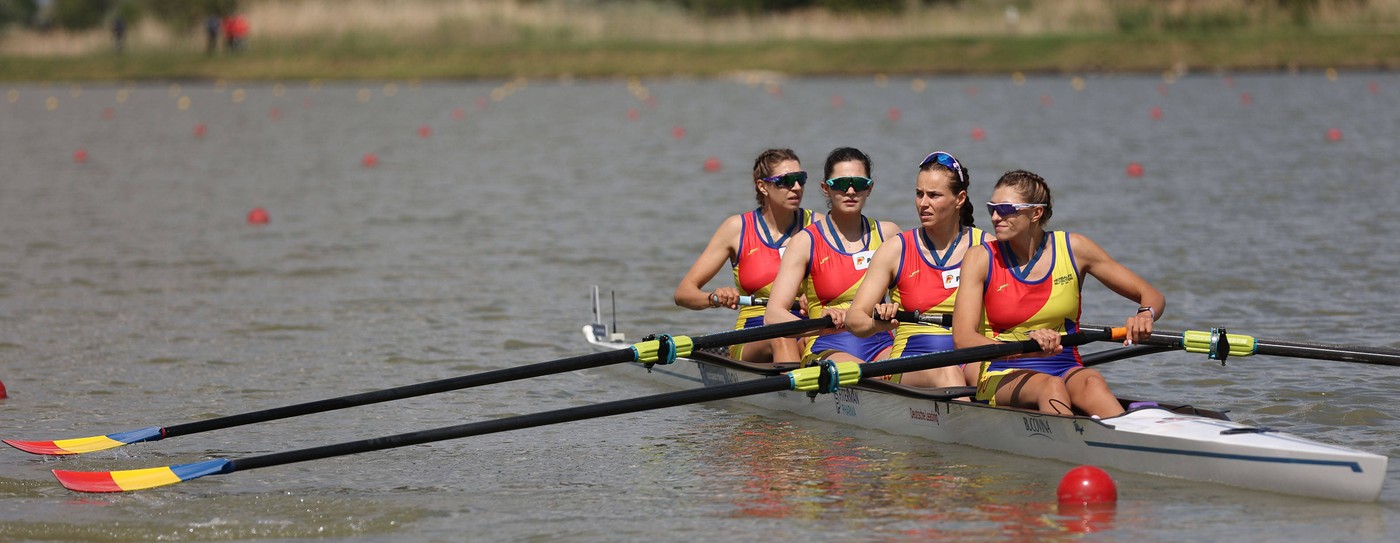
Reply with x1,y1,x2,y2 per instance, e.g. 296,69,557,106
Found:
996,283,1009,292
1022,416,1053,436
819,256,831,265
1053,274,1074,286
698,364,737,386
747,247,759,256
909,408,940,424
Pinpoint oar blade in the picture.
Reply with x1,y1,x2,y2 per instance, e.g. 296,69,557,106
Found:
54,458,231,493
4,426,163,455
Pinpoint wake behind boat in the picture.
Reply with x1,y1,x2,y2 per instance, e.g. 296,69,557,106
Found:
583,290,1387,502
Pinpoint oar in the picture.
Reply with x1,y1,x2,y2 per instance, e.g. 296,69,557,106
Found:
1084,324,1400,367
742,297,952,328
4,318,834,456
50,326,1126,492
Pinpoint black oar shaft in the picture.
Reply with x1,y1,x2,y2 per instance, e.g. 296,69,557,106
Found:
1081,345,1172,367
229,328,1114,474
166,317,834,438
1133,329,1400,367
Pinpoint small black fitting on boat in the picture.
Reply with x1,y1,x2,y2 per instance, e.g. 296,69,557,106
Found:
1209,327,1230,365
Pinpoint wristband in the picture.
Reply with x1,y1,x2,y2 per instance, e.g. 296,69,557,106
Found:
1136,306,1156,320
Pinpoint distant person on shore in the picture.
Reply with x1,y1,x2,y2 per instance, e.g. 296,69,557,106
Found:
206,15,221,54
224,14,249,52
112,16,126,53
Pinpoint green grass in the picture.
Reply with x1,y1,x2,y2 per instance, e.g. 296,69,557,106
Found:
3,30,1398,81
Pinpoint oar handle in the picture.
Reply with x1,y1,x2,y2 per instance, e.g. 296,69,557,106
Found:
893,311,951,327
737,296,802,311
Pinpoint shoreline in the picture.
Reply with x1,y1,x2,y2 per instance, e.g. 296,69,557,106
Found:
4,32,1399,82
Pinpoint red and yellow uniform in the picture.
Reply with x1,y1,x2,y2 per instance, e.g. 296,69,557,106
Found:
730,208,815,358
801,216,893,363
975,231,1083,403
888,227,989,358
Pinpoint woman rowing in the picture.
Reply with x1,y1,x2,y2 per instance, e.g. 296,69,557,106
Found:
765,147,901,364
846,150,988,387
952,169,1164,418
674,148,820,362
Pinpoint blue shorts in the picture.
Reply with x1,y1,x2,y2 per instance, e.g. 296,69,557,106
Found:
807,330,893,363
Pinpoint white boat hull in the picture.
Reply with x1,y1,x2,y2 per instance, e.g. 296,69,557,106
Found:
582,326,1387,501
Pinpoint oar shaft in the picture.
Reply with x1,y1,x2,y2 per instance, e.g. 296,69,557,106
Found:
166,317,834,439
1118,327,1400,367
230,378,789,472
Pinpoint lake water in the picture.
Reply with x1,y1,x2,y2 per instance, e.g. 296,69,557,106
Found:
1,72,1398,541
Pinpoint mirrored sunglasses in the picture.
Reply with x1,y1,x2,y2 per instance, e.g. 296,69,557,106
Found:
986,202,1046,217
918,151,966,185
760,171,808,188
824,176,873,192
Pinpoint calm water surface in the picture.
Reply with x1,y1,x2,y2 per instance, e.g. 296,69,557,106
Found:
1,73,1398,541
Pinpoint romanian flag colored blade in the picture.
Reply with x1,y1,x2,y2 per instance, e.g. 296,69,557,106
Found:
3,426,163,455
53,458,231,492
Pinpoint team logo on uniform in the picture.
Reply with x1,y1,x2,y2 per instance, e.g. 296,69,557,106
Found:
996,283,1009,292
853,250,873,271
942,269,961,289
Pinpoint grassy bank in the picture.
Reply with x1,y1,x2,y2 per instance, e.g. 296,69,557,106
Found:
3,31,1399,82
3,0,1399,81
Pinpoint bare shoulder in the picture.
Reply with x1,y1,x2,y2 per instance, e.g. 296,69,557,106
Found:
878,220,902,239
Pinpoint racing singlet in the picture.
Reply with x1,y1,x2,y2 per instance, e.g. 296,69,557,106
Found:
729,208,813,359
888,226,989,358
800,215,893,363
976,231,1083,400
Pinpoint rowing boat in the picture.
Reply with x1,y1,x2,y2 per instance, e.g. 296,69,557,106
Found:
581,291,1387,501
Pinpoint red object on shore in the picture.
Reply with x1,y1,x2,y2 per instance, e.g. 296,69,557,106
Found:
247,207,269,225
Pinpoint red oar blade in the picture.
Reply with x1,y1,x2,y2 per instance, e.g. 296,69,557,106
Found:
53,458,231,492
4,426,163,455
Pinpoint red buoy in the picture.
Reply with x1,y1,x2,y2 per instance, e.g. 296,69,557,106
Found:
970,126,986,141
1039,94,1053,107
417,124,432,139
626,108,640,121
247,207,269,225
362,152,379,168
73,148,88,163
831,94,845,108
102,107,114,120
1240,92,1253,106
452,107,465,120
267,106,282,121
1126,162,1144,178
1326,127,1343,142
1150,106,1163,120
887,107,901,122
1057,465,1117,505
671,125,686,140
703,156,721,173
1368,81,1380,95
193,123,207,138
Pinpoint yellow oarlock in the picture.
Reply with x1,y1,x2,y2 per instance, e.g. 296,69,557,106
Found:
1182,329,1257,359
632,335,694,364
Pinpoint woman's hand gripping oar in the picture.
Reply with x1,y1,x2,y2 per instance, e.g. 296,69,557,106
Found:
4,318,834,456
50,327,1125,492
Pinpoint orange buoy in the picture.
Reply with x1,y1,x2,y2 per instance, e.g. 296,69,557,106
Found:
1150,106,1163,120
193,123,207,137
1126,162,1144,178
362,152,379,168
73,148,88,163
417,124,432,139
247,207,269,225
1326,127,1343,142
1057,465,1117,505
970,126,986,141
703,156,721,172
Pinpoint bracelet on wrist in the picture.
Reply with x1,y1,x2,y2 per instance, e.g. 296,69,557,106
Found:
1136,306,1156,320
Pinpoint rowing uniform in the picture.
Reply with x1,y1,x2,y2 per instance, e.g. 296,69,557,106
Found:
730,208,815,359
974,231,1083,404
801,215,893,364
888,227,990,361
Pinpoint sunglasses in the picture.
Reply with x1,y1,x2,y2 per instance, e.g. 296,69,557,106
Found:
760,171,808,188
986,202,1046,217
824,176,873,192
919,151,966,185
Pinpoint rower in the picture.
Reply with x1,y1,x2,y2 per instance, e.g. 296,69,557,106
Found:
952,169,1165,418
674,148,820,363
765,147,902,365
847,150,988,387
